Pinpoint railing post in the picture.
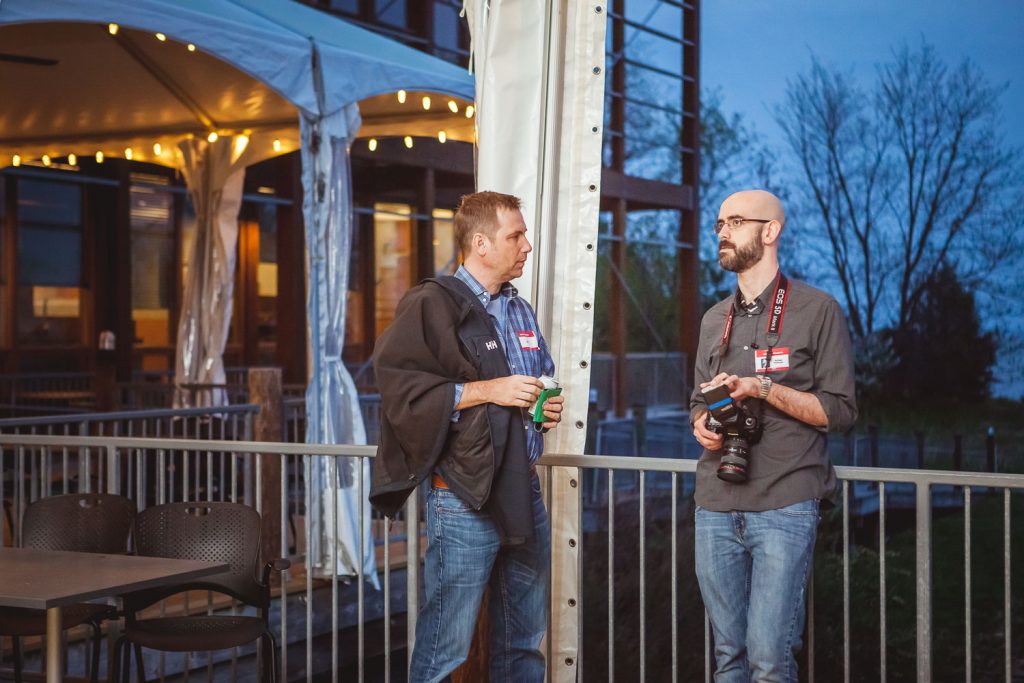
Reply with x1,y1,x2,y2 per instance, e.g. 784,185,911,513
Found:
868,425,879,468
405,487,419,669
633,403,647,457
986,426,996,472
915,483,932,682
250,368,284,584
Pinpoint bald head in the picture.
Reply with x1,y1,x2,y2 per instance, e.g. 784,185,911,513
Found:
719,190,785,229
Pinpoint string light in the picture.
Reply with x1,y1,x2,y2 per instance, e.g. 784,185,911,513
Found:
422,96,431,111
187,44,196,52
95,151,104,163
207,131,218,143
155,33,167,42
125,147,133,160
397,90,406,104
272,139,282,153
404,136,413,149
68,153,77,166
465,105,475,119
438,131,447,144
12,154,20,167
108,23,119,35
448,100,459,113
42,155,51,167
368,138,378,152
153,143,162,156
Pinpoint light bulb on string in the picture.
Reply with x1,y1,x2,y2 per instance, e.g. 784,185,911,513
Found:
272,139,282,153
42,155,51,167
153,143,162,156
422,96,431,111
448,100,459,113
108,23,119,35
125,147,133,160
155,33,166,42
95,151,104,163
368,138,378,152
404,136,413,149
438,131,447,144
397,90,406,104
187,44,196,52
207,131,218,143
12,154,21,167
465,105,475,119
68,153,77,166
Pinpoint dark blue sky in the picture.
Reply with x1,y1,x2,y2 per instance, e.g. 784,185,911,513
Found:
702,1,1024,398
702,0,1024,149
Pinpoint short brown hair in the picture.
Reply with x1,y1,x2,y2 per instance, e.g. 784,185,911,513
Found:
454,191,522,254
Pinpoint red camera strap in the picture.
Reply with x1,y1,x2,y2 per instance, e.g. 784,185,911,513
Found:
716,272,789,375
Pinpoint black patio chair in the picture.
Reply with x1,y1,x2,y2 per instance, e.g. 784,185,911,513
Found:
112,501,289,683
0,492,135,683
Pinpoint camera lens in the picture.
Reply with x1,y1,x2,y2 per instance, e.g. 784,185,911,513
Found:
716,437,749,483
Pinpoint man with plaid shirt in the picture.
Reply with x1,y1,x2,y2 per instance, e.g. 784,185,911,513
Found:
372,191,563,682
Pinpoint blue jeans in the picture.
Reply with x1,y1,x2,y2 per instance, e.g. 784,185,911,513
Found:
409,477,550,683
694,499,819,683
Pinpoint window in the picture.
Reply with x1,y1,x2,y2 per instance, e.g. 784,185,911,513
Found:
373,202,413,336
130,176,175,362
375,0,406,29
432,208,458,275
15,179,83,345
256,203,278,364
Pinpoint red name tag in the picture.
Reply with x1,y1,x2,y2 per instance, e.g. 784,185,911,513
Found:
755,347,790,373
518,331,540,350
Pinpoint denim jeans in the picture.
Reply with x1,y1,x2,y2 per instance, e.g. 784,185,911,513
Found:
694,499,819,683
408,477,551,683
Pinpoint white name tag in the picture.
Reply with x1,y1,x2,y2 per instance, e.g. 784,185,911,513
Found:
755,347,790,373
517,331,540,350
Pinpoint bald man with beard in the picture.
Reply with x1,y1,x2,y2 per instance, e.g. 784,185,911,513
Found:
689,190,857,682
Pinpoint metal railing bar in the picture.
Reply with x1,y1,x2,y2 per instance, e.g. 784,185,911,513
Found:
879,482,887,683
671,472,678,683
608,469,615,683
305,455,313,683
358,460,366,683
843,480,850,683
916,484,932,682
0,434,377,457
1004,489,1011,683
0,404,259,429
964,486,972,682
639,469,646,683
332,459,339,683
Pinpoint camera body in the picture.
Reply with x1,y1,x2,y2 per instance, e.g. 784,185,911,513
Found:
701,383,763,483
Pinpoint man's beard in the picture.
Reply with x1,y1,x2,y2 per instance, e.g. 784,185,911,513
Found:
718,232,764,273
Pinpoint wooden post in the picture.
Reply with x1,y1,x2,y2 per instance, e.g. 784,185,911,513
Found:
250,367,283,581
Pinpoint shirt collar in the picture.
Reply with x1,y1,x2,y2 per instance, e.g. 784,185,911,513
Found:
454,266,518,306
734,270,780,314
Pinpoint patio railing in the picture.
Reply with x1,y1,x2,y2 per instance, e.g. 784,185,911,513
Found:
1,434,1021,683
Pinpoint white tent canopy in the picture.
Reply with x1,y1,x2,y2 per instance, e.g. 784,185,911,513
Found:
0,0,474,581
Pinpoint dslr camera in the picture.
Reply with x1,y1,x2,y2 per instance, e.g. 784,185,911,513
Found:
701,383,763,483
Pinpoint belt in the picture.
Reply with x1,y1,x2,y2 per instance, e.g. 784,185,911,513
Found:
432,466,537,490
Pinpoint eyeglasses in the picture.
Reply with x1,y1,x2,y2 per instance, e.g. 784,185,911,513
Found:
713,217,772,235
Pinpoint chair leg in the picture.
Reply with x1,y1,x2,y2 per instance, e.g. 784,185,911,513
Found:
111,636,124,683
261,632,278,683
88,621,102,683
133,643,145,683
12,635,23,683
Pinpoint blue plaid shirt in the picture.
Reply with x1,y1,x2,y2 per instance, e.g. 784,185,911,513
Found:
451,266,555,464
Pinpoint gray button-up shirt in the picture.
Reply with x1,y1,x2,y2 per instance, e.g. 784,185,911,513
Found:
689,274,857,512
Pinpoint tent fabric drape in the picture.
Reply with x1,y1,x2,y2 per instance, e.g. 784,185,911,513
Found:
174,135,252,408
466,2,607,679
300,104,377,584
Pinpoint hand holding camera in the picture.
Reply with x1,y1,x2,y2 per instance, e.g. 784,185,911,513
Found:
700,376,764,483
